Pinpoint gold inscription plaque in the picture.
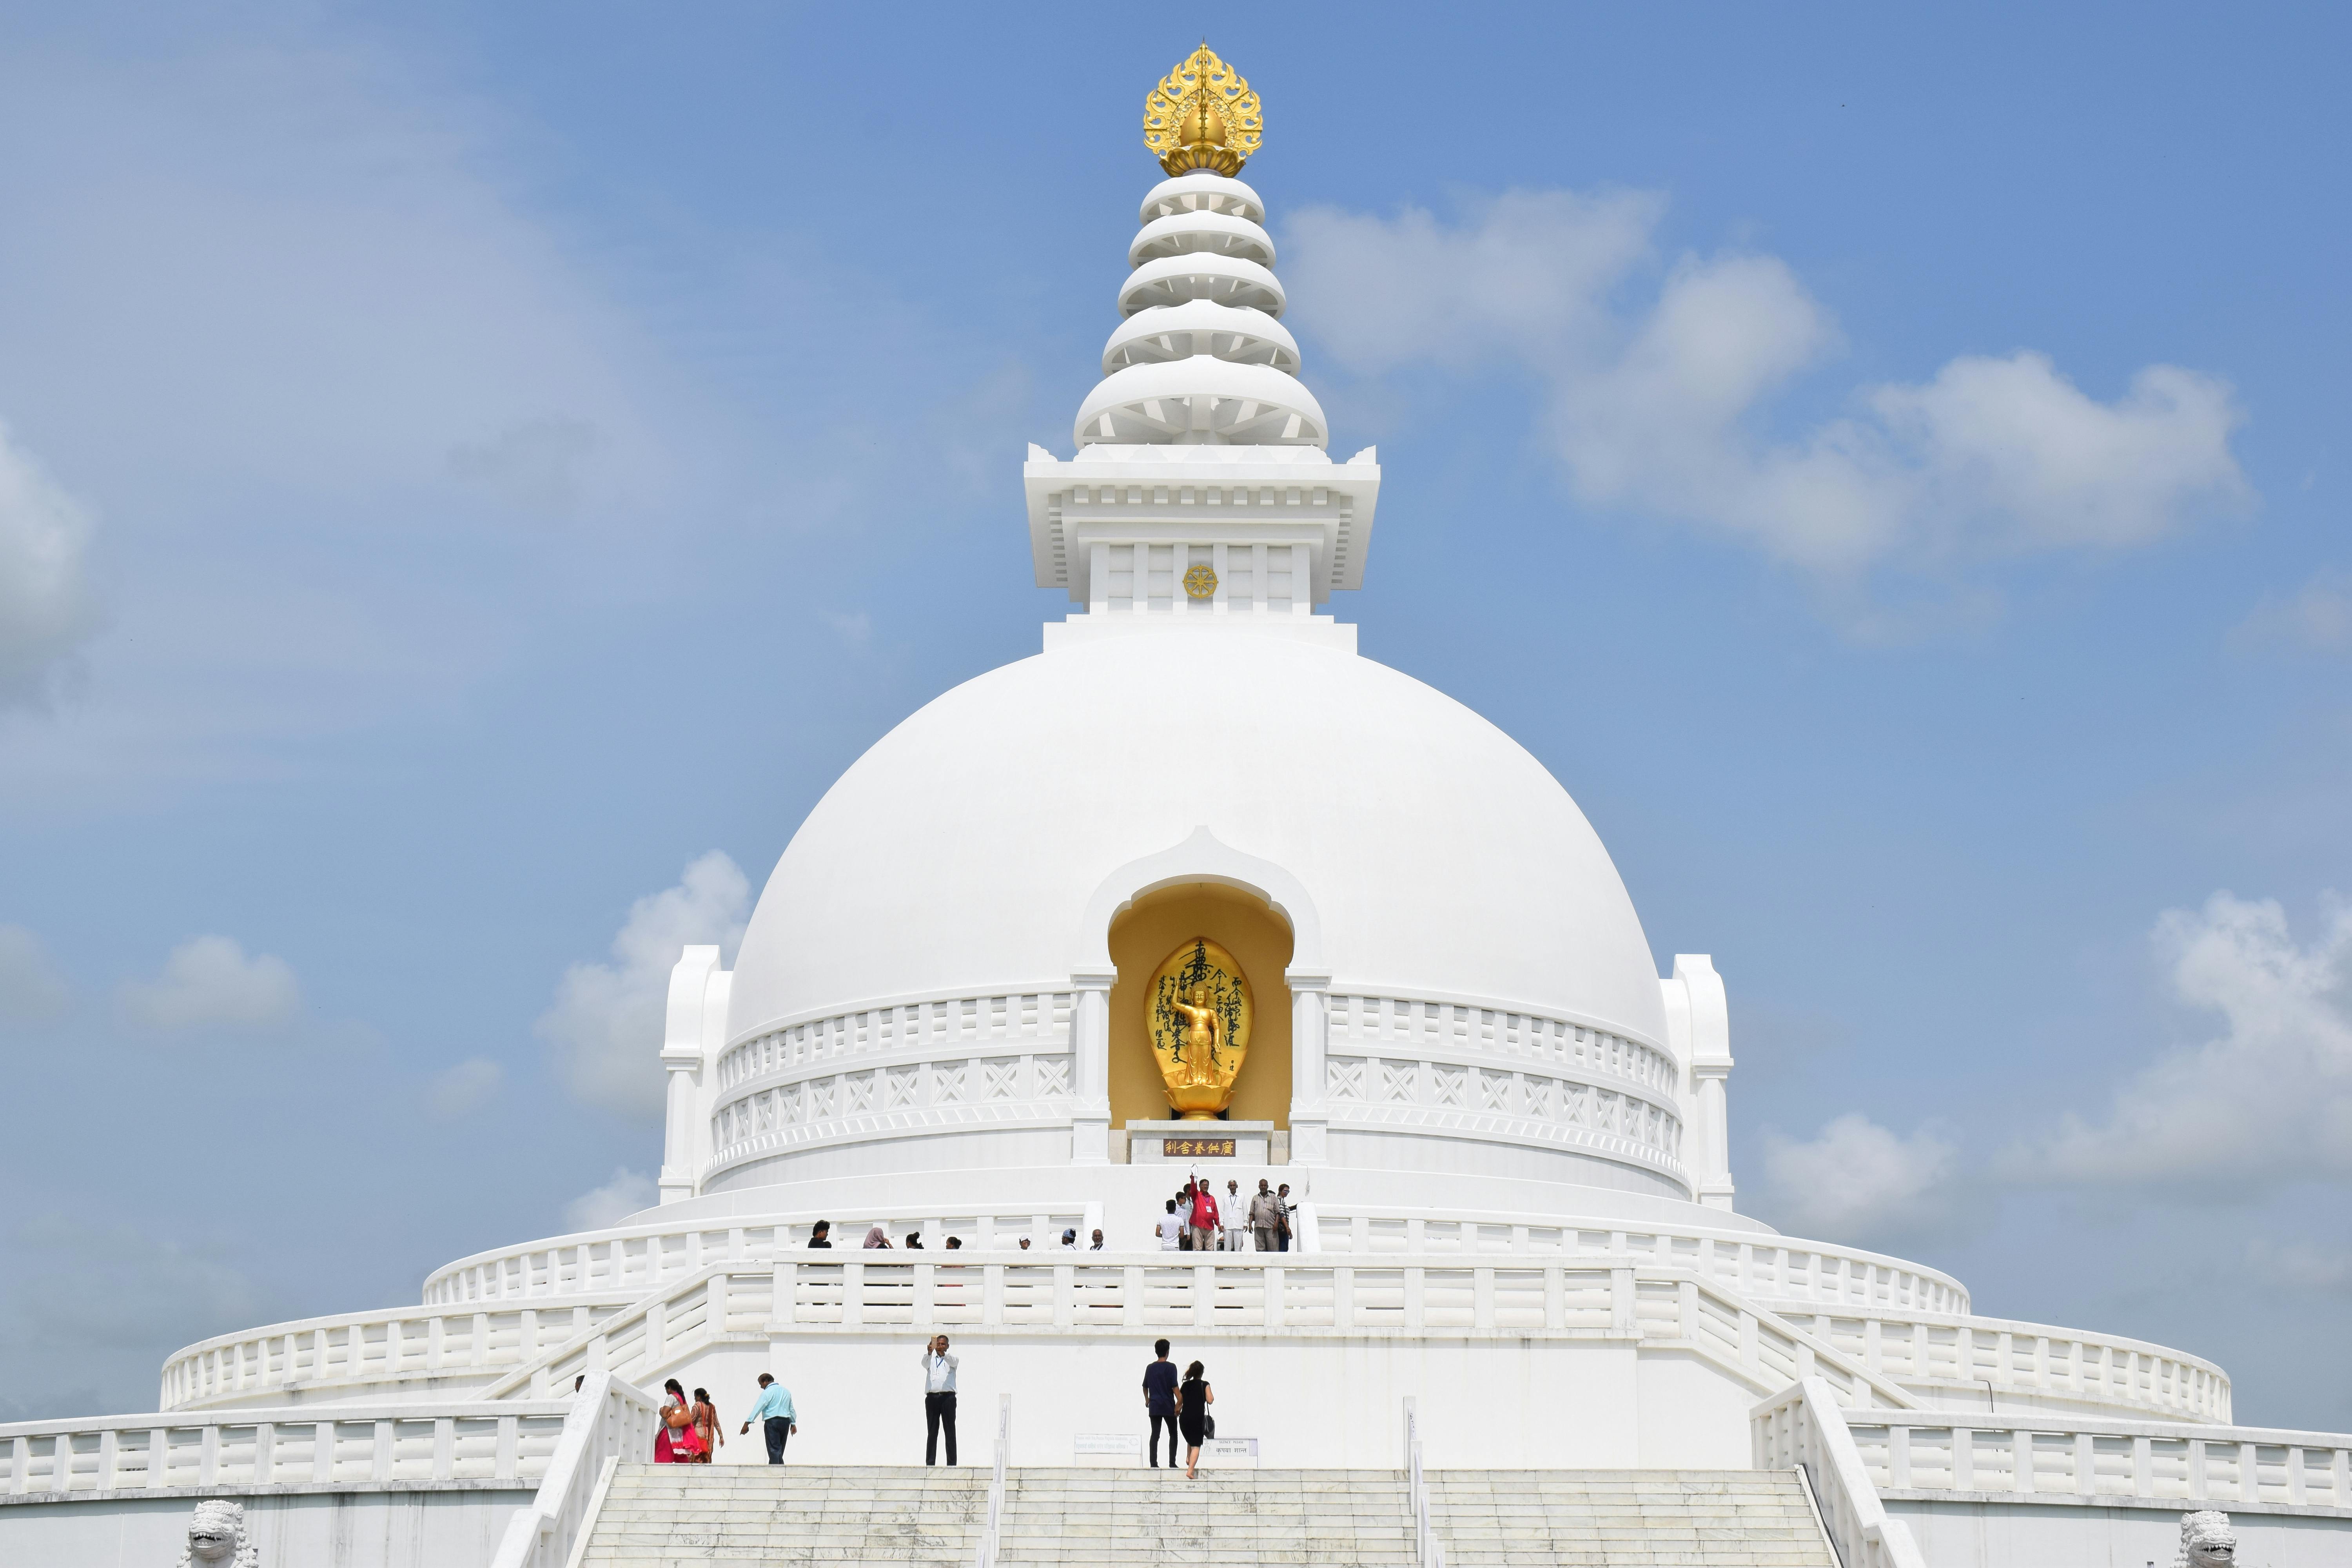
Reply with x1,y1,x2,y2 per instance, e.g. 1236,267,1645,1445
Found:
1166,1137,1237,1158
1148,936,1252,1119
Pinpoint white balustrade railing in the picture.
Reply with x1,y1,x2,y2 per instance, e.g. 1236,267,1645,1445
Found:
488,1371,657,1568
1404,1396,1445,1568
1835,1406,2352,1510
422,1212,1092,1305
160,1296,637,1411
476,1253,1920,1413
973,1393,1011,1568
1753,1378,1930,1568
0,1397,573,1497
1774,1306,2230,1424
1310,1211,1971,1316
421,1210,1973,1319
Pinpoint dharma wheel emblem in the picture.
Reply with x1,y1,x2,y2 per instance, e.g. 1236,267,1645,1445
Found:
1183,563,1218,599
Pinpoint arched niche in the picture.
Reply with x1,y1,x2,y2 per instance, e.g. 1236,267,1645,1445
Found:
1107,881,1295,1129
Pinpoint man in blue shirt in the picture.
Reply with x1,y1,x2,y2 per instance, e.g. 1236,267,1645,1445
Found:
739,1373,797,1463
1142,1339,1180,1468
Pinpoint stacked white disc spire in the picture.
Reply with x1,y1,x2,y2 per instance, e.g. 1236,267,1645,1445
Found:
1073,173,1329,449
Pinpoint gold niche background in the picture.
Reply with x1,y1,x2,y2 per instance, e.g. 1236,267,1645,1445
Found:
1108,881,1293,1129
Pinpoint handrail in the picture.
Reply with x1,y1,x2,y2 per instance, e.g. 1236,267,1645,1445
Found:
1831,1405,2352,1510
479,1260,741,1401
487,1370,657,1568
423,1209,1096,1304
457,1254,1918,1416
1403,1395,1444,1568
182,1249,2218,1426
419,1208,1972,1316
973,1393,1011,1568
1772,1305,2232,1424
1752,1377,1929,1568
158,1294,639,1411
0,1397,573,1496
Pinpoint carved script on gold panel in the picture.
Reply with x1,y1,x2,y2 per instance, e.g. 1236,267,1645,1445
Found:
1147,936,1253,1119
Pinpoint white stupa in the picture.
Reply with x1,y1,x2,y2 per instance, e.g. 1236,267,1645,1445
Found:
16,44,2348,1568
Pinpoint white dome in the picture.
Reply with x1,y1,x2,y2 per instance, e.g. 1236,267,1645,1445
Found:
730,632,1668,1055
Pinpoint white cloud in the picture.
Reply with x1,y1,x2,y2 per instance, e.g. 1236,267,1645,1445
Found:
5,1214,260,1350
1752,1112,1971,1248
537,851,749,1118
0,1214,265,1422
2234,568,2352,653
1284,192,2249,589
2247,1240,2352,1295
822,609,873,645
0,420,98,708
2017,894,2352,1192
0,924,71,1020
425,1057,503,1120
121,934,301,1031
563,1167,657,1233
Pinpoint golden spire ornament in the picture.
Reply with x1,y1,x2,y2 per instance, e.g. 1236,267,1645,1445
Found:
1143,42,1262,177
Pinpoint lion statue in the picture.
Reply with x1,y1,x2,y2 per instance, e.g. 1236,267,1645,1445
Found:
2175,1510,2236,1568
177,1499,259,1568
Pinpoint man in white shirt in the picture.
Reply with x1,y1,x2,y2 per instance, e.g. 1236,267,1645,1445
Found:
921,1335,958,1466
1222,1180,1250,1252
1156,1199,1183,1251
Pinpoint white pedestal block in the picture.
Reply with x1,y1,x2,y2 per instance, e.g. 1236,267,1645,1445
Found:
1126,1119,1274,1163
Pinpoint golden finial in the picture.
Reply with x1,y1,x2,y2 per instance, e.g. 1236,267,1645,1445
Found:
1142,42,1262,177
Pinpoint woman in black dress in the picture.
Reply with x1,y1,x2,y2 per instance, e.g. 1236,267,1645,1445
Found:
1176,1359,1213,1479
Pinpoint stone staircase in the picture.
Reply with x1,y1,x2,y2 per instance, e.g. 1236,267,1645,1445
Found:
998,1466,1419,1568
1429,1470,1837,1567
571,1464,1834,1567
577,1463,989,1566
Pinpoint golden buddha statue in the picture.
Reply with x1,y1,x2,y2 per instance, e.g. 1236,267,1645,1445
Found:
1147,937,1254,1118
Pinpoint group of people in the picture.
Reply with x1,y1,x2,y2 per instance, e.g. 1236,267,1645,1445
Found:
1157,1177,1294,1252
643,1333,1231,1475
653,1372,799,1465
804,1218,1118,1250
1142,1339,1215,1477
804,1219,964,1250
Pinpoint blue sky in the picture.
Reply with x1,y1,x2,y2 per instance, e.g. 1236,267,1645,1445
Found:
2,4,2349,1428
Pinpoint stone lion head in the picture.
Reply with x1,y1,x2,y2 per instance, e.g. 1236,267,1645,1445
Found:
178,1499,259,1568
2176,1510,2236,1568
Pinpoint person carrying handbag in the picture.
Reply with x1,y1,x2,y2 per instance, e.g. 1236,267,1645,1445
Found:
656,1378,701,1462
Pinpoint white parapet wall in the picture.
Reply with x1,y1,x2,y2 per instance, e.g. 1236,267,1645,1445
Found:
0,1379,658,1568
419,1251,1926,1470
183,1240,2220,1431
1756,1378,2352,1568
0,1396,572,1568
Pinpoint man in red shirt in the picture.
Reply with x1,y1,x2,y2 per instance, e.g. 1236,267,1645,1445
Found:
1188,1179,1220,1252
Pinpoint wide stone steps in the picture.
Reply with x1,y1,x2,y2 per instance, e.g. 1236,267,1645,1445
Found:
580,1464,989,1566
574,1464,1835,1567
1430,1470,1836,1567
999,1466,1419,1567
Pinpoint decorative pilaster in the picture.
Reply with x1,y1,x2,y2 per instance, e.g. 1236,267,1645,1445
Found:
1287,969,1331,1166
1693,1063,1735,1210
1069,968,1115,1165
657,1049,701,1205
657,946,724,1206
